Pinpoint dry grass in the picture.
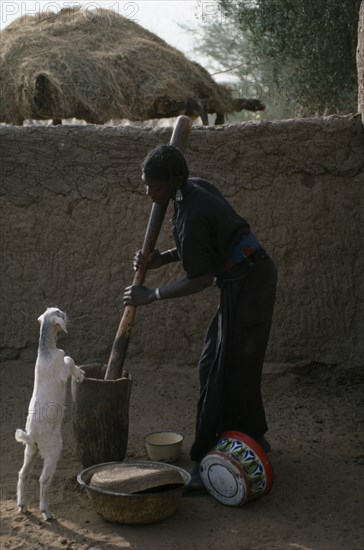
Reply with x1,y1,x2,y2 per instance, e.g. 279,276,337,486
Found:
0,7,237,124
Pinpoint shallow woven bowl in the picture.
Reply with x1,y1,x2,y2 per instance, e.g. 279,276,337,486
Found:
77,460,190,524
145,431,184,463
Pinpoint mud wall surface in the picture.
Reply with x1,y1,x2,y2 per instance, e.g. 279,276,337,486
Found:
1,115,363,368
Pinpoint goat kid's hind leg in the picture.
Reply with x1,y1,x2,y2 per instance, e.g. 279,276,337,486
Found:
39,446,61,520
17,443,38,514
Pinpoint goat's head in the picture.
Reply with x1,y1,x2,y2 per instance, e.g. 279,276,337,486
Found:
38,307,69,334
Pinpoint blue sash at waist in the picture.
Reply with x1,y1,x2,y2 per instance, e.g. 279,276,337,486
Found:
225,231,263,269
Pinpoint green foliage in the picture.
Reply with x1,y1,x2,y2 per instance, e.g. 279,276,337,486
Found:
188,16,296,121
199,0,361,117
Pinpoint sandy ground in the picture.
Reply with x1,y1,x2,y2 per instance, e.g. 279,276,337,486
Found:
0,358,363,550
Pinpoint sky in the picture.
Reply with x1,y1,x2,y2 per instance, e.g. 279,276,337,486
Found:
0,0,220,65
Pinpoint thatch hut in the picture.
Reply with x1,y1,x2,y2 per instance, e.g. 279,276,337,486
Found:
0,7,264,125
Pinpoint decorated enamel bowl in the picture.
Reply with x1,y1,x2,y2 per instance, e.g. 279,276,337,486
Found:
200,431,274,506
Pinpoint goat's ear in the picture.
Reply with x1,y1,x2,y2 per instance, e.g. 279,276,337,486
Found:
38,307,51,325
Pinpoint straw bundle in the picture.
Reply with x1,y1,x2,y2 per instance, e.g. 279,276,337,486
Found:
0,7,258,124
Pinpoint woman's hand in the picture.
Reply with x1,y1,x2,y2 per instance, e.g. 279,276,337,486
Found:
123,285,156,306
133,249,163,271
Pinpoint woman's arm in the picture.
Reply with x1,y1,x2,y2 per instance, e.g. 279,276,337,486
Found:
160,248,179,266
123,273,214,306
133,248,179,271
157,273,214,299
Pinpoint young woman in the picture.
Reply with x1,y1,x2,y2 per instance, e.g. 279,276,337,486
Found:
123,145,277,491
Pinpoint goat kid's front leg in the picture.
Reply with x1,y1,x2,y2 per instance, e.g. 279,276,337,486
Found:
64,356,85,383
17,443,38,514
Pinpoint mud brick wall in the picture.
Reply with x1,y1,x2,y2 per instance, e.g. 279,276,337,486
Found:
1,115,363,368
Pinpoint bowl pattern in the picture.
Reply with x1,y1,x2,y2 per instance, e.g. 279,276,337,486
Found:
200,431,274,506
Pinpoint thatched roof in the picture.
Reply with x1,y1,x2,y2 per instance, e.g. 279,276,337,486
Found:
0,7,263,124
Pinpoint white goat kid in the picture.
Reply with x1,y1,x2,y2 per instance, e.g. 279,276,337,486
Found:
15,307,84,520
